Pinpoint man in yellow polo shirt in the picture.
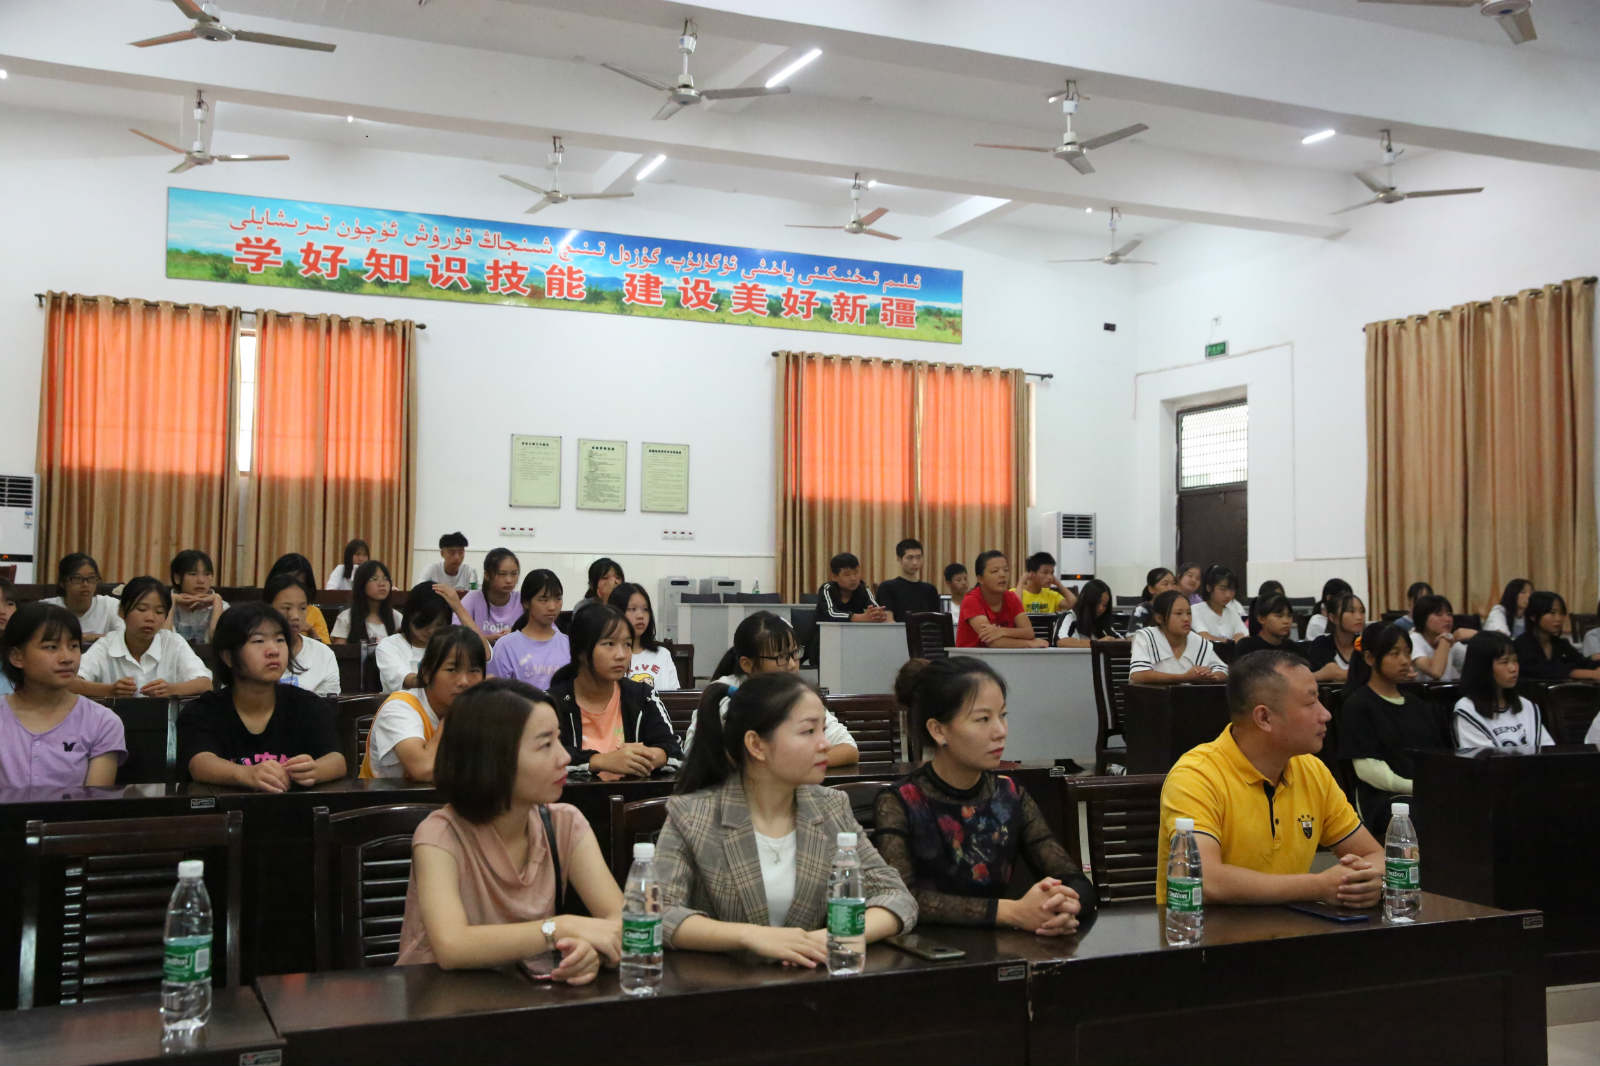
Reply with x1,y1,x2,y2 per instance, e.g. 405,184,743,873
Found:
1013,552,1077,615
1158,649,1383,907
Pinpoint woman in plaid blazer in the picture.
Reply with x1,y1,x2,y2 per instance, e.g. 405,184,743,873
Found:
656,672,916,967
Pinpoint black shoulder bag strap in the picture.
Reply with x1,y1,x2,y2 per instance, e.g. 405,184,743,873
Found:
539,804,567,911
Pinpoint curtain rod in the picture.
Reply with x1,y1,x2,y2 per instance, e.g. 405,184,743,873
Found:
34,293,426,329
769,351,1051,381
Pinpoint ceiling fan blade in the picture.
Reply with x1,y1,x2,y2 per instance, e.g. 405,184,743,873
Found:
857,207,889,227
1113,239,1142,257
1067,153,1096,175
169,158,198,174
130,29,201,47
170,0,211,20
1331,197,1383,214
863,229,900,240
784,224,846,230
601,63,671,92
566,192,636,201
652,100,687,121
1077,123,1148,151
129,128,188,154
1122,259,1159,265
232,29,337,52
1354,170,1390,194
700,85,792,101
1048,257,1108,263
214,154,291,162
1402,187,1485,198
975,143,1053,152
1498,10,1536,43
524,197,556,216
499,174,552,196
1357,1,1476,5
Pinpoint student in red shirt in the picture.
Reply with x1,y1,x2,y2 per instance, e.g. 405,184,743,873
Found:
956,551,1047,649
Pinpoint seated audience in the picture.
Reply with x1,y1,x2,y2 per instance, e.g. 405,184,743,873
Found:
1232,593,1302,657
657,672,915,964
1340,622,1449,826
325,538,369,591
1128,567,1176,630
1159,650,1382,907
817,552,890,623
1190,565,1247,641
0,578,17,695
265,572,340,696
1409,594,1471,681
73,577,212,699
1584,601,1600,661
41,552,123,640
1,604,125,787
1013,552,1076,616
876,657,1096,932
1392,581,1433,633
573,557,625,612
1176,563,1203,605
956,551,1045,649
1302,592,1365,684
608,582,679,691
1453,632,1551,756
1057,579,1120,647
1255,579,1286,602
362,627,487,781
1483,578,1533,639
178,603,345,792
487,569,570,691
330,560,402,646
420,531,477,592
547,604,681,779
876,538,942,622
377,583,487,693
397,679,621,980
1303,578,1352,642
1514,591,1600,681
266,553,332,643
169,549,227,643
942,562,970,624
462,548,523,644
1128,591,1227,684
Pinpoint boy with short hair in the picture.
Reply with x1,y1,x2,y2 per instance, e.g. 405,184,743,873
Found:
817,553,890,624
943,562,970,625
420,532,477,591
876,538,941,622
1014,552,1077,616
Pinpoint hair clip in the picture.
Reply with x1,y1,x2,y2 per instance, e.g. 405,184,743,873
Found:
1353,635,1363,651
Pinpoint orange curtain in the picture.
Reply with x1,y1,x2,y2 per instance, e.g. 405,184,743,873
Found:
36,292,237,582
245,311,417,586
1366,277,1596,613
776,351,1029,601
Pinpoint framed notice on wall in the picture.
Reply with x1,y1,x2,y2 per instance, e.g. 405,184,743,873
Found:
509,435,561,508
640,442,690,514
576,439,628,511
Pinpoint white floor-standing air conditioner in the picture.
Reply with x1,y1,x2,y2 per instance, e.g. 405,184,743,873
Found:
0,474,38,583
1042,511,1095,581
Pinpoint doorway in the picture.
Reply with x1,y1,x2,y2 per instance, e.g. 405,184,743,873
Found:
1176,400,1248,583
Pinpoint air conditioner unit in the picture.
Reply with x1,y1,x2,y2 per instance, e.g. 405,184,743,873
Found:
0,474,38,583
656,576,694,642
1043,511,1095,581
699,576,741,600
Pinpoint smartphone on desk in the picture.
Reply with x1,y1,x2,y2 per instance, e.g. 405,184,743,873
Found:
886,934,967,961
517,954,557,981
1285,900,1372,923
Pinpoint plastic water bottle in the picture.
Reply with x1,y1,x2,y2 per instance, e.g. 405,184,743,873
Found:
752,580,761,595
1383,801,1421,924
827,832,866,975
1165,817,1204,946
161,860,213,1034
620,842,663,995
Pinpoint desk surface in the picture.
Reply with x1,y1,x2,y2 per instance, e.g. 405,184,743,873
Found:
0,987,282,1066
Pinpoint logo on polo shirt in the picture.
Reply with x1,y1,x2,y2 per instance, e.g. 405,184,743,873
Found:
63,742,76,752
1298,814,1315,839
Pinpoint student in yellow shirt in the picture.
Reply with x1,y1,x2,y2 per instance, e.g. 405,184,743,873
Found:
1158,649,1384,908
1013,552,1078,616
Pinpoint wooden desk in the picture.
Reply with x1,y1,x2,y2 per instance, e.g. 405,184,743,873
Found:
948,647,1097,765
1414,746,1600,983
817,621,906,695
1121,683,1230,773
0,987,283,1066
255,946,1029,1065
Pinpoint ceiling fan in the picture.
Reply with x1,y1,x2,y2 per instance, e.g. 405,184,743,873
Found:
1357,0,1536,45
131,0,337,51
785,174,899,240
977,81,1147,175
1050,208,1155,266
1332,129,1484,213
601,19,791,120
499,137,635,215
129,89,289,173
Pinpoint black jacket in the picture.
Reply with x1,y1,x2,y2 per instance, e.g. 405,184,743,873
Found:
547,676,684,773
1513,630,1590,681
876,577,941,622
817,581,879,621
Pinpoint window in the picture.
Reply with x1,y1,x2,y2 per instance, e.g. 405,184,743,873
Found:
1178,401,1247,490
235,328,257,473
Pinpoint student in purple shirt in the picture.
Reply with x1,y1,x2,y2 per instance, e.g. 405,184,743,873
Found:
0,604,125,789
460,548,522,644
487,569,570,691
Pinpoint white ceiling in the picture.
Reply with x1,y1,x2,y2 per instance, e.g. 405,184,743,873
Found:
1260,0,1600,60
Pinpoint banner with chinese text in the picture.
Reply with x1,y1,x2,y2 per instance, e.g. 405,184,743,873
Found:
166,188,963,343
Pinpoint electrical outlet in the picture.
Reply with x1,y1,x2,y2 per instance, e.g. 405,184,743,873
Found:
661,530,695,541
498,526,537,537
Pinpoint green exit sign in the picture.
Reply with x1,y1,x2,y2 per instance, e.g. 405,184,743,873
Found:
1204,340,1229,358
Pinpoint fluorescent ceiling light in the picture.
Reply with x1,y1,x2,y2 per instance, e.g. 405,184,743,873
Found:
865,179,877,189
765,48,821,89
1084,206,1093,213
0,70,8,80
345,114,355,123
635,153,666,180
1301,128,1336,145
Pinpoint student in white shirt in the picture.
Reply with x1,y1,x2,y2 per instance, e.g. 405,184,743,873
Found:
1409,594,1473,681
360,627,487,781
1190,565,1247,642
1128,591,1228,684
609,582,680,691
73,578,212,699
265,572,340,696
325,538,370,591
330,560,403,645
42,552,124,640
1483,578,1533,639
1303,578,1352,642
419,531,478,591
1453,632,1552,756
375,583,489,692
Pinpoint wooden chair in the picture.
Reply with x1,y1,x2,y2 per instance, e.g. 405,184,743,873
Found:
1571,613,1599,645
1212,641,1240,665
824,693,903,763
319,589,354,612
736,593,782,604
661,641,695,688
1530,682,1600,745
829,780,896,844
1381,610,1407,624
332,644,380,693
188,641,219,674
311,804,441,970
1063,774,1165,904
12,583,57,604
215,586,261,603
0,563,15,582
333,694,385,771
789,605,819,668
607,795,671,883
1026,613,1064,643
1089,639,1134,774
556,610,573,634
656,690,703,737
903,611,954,661
108,698,178,787
18,811,243,1008
1453,613,1482,632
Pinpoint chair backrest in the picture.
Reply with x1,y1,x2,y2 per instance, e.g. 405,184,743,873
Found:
1026,613,1063,642
903,611,954,661
1114,595,1142,607
332,643,382,693
0,564,15,582
1211,641,1240,665
19,811,243,1008
555,610,573,634
824,693,903,763
1572,613,1600,644
656,690,703,737
789,606,819,666
11,583,58,604
215,586,262,603
608,795,671,883
829,780,896,844
1063,774,1165,904
189,641,219,674
1453,613,1482,632
109,698,178,786
333,694,385,771
679,593,721,604
311,804,441,970
1380,609,1407,624
1089,639,1134,772
661,641,695,688
736,592,782,604
1533,682,1600,745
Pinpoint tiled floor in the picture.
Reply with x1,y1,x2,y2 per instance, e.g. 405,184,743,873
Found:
1550,984,1600,1066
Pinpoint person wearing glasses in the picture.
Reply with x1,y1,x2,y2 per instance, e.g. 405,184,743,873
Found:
41,554,125,642
683,611,859,766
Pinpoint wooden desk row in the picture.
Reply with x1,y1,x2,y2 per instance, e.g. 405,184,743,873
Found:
0,894,1546,1066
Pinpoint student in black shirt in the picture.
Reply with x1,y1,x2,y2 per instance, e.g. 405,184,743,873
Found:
1302,592,1365,683
1234,593,1348,684
817,552,890,623
876,538,942,622
1513,590,1600,681
1338,621,1449,826
178,602,345,792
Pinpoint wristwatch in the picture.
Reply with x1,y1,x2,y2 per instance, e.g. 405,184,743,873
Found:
541,919,557,952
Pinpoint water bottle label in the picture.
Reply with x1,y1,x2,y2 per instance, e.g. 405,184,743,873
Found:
827,897,866,937
623,915,662,955
163,935,212,983
1384,857,1420,890
1167,877,1202,912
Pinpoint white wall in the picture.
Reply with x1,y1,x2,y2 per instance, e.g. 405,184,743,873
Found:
0,105,1137,595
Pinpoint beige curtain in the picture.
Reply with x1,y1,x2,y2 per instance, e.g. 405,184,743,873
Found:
1366,277,1596,613
775,351,1030,601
